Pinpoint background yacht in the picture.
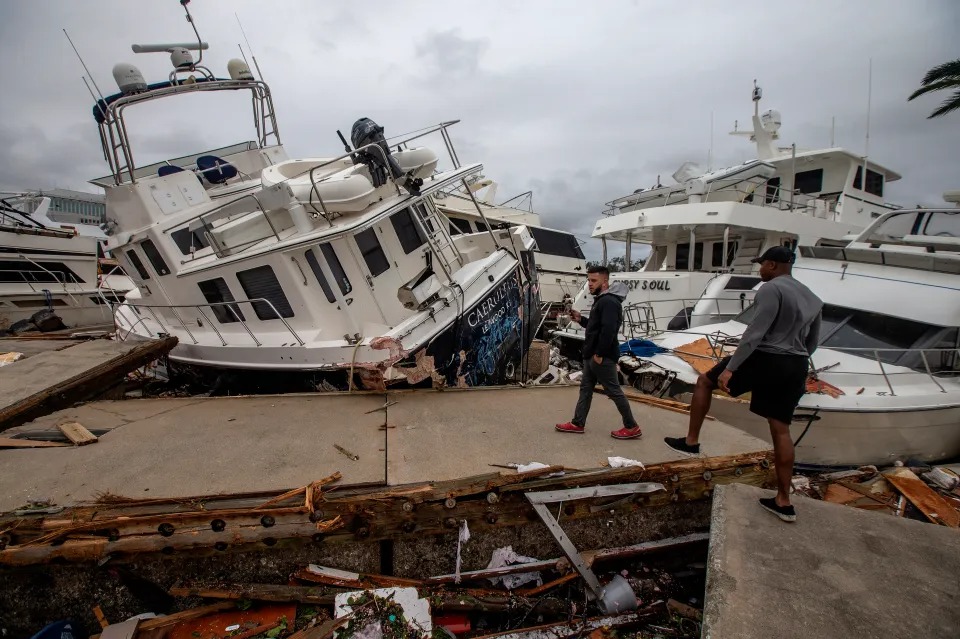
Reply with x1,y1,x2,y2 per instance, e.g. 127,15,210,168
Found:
0,194,129,332
554,83,900,358
98,2,540,390
621,204,960,467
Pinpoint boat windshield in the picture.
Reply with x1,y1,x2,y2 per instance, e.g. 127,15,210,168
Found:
731,302,959,373
861,210,960,244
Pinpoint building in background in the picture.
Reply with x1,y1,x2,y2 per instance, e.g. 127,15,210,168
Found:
20,189,106,225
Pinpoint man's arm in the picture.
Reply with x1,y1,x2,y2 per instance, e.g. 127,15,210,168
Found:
804,311,822,356
596,297,620,357
726,286,780,372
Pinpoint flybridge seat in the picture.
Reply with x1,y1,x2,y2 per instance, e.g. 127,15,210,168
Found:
156,156,242,187
196,155,239,185
157,165,185,177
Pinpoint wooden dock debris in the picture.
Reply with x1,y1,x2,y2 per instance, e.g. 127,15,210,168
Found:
0,451,772,566
58,421,98,446
884,467,960,528
0,437,70,449
135,601,235,632
169,583,337,605
0,336,178,431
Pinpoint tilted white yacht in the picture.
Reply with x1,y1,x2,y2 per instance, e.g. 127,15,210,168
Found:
554,83,900,357
622,204,960,467
0,194,130,332
97,3,540,390
435,177,586,328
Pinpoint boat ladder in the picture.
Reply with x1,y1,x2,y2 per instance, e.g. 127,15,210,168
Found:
413,198,463,276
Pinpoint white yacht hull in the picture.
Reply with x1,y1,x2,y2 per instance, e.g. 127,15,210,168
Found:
116,251,538,388
704,396,960,467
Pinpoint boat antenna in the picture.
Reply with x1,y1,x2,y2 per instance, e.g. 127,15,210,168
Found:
181,0,204,66
237,44,251,69
861,58,872,192
235,12,265,81
707,110,715,172
830,115,835,147
63,29,107,103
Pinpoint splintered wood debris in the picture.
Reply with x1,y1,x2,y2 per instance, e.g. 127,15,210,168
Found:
797,463,960,527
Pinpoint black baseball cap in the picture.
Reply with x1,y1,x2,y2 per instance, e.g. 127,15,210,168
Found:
751,246,796,264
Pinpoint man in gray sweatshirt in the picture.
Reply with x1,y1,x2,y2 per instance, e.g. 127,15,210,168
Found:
665,246,822,522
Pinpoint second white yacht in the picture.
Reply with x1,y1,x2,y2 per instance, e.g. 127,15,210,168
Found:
554,82,900,358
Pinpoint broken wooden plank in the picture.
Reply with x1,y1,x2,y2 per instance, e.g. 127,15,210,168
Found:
169,583,337,606
293,564,422,589
92,605,109,629
0,437,70,448
135,601,234,631
667,598,703,621
884,467,960,528
58,421,98,446
0,336,178,431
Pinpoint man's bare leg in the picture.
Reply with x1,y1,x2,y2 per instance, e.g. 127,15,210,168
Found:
685,374,716,445
768,418,795,507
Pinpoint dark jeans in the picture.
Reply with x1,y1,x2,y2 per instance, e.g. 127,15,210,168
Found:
573,357,638,428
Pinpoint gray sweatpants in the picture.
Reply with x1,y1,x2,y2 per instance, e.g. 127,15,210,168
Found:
572,357,638,428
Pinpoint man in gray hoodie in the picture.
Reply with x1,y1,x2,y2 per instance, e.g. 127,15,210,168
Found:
556,266,641,439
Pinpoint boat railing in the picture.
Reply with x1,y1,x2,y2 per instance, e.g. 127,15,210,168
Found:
109,296,305,348
607,179,839,219
169,141,415,259
618,296,753,337
641,327,959,397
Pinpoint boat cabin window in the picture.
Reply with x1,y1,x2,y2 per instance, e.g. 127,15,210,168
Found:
0,260,84,284
676,243,704,270
304,249,336,304
171,227,211,255
140,240,170,276
390,209,427,255
765,177,781,204
450,218,472,234
863,211,923,244
529,227,586,259
236,265,294,320
320,244,352,295
723,275,760,291
853,167,884,197
735,301,957,371
794,169,823,195
198,277,245,323
921,211,959,238
355,228,390,277
711,242,739,268
125,250,150,280
475,221,488,233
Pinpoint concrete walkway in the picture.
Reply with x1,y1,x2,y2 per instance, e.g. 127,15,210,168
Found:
704,483,960,639
0,386,770,512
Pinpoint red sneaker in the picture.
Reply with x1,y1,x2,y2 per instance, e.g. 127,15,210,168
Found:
555,422,585,434
611,426,642,440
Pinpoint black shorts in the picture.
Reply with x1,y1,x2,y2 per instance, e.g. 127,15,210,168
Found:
706,351,809,424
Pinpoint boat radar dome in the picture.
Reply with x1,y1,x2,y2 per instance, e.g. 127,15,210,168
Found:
169,46,195,69
112,63,147,95
227,58,254,81
760,109,782,134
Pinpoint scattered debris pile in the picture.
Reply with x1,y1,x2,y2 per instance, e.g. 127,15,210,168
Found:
24,538,710,639
796,463,960,528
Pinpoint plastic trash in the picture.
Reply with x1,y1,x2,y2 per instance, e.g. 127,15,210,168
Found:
485,546,543,590
608,456,645,469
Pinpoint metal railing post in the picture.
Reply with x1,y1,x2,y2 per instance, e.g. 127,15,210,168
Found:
196,306,227,346
919,350,947,393
874,350,896,396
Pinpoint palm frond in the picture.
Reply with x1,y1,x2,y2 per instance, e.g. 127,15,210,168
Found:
929,89,960,119
920,59,960,86
908,78,960,101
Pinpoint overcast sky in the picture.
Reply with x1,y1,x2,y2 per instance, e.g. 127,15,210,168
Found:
1,0,956,260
